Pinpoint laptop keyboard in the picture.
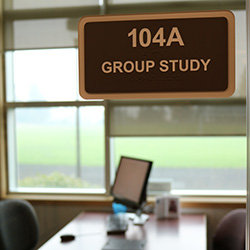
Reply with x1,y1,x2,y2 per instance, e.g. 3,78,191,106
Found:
106,214,128,234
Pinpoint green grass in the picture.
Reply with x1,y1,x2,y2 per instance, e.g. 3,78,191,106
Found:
114,137,247,168
16,125,246,168
17,125,105,166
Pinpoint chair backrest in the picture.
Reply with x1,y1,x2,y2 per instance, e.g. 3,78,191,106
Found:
213,208,246,250
0,199,39,250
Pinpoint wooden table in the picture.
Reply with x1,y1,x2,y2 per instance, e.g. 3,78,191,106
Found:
38,212,207,250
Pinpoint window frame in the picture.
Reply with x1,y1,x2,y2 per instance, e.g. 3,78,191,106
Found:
0,0,247,202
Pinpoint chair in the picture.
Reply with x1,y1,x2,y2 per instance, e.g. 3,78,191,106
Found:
0,199,39,250
213,208,246,250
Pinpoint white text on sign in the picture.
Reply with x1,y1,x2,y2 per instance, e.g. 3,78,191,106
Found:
128,27,184,47
101,26,211,74
101,59,211,74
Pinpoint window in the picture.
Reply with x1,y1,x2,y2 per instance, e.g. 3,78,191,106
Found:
6,49,78,102
111,136,246,191
5,48,105,193
1,0,247,196
4,0,96,9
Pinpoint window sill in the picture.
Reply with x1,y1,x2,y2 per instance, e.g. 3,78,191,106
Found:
8,187,106,194
2,190,246,208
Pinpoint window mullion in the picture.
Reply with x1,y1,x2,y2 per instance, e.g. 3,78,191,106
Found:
6,108,18,191
76,107,81,178
104,100,111,195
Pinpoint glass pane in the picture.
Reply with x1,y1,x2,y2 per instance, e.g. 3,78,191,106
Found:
4,0,98,10
8,106,105,191
6,49,78,102
109,0,189,3
79,106,105,189
234,10,246,98
5,18,79,50
110,103,246,136
112,136,246,191
12,107,77,189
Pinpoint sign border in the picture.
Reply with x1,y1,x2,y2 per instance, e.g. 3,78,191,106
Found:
78,10,235,99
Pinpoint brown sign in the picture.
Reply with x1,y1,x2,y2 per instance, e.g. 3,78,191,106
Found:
78,11,235,99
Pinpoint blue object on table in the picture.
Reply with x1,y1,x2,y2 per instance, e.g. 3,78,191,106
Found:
112,202,127,214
